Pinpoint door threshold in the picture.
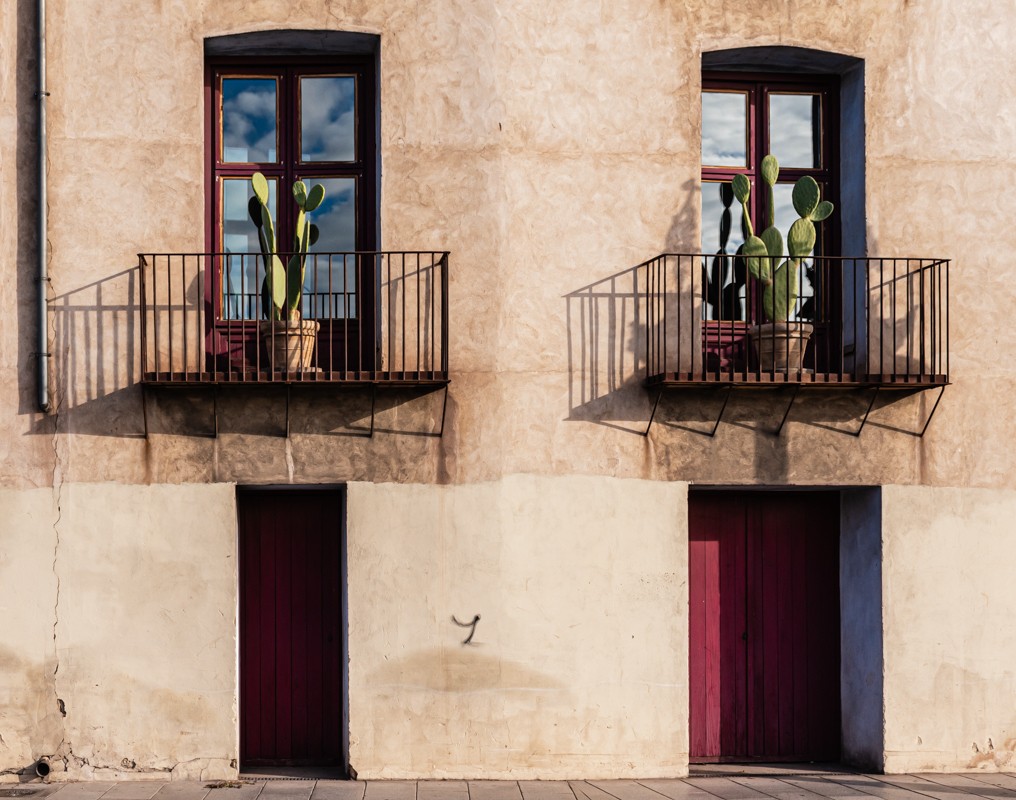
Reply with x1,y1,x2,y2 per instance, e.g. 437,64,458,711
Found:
689,762,859,777
239,766,348,780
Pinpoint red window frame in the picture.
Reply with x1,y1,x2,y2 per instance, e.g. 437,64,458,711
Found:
204,56,378,371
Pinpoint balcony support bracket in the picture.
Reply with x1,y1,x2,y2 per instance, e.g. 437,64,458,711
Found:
774,384,802,437
709,385,735,438
369,383,377,438
284,385,291,438
917,384,946,438
644,386,664,437
437,383,449,437
853,386,881,437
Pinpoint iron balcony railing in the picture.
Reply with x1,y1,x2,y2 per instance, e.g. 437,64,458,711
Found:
641,254,949,386
139,251,449,384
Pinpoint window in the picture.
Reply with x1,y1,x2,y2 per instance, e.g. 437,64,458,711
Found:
206,53,377,369
701,73,839,324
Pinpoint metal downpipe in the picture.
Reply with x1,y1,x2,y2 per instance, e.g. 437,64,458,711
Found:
37,0,51,413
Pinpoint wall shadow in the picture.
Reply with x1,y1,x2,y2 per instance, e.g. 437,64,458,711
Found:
564,265,648,431
22,267,143,437
146,384,447,439
563,179,699,433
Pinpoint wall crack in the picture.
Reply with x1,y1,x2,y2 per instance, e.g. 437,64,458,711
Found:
50,403,65,717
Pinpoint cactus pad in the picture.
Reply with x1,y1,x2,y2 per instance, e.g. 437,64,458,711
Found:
763,259,799,322
812,200,834,221
787,218,817,259
732,174,751,204
305,184,325,212
760,225,783,261
741,235,770,282
792,176,820,218
252,172,270,206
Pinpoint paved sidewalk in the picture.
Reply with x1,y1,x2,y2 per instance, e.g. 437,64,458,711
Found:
7,771,1016,800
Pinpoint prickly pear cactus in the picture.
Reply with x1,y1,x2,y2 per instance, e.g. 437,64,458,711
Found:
728,156,833,322
249,172,326,321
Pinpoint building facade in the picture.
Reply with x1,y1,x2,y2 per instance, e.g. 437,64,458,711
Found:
2,0,1014,782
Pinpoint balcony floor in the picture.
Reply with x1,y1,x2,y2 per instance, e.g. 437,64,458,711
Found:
142,370,449,387
647,371,948,388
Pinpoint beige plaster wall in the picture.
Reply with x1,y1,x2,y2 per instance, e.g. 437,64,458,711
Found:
0,483,238,781
0,0,1013,492
882,485,1016,773
1,0,1016,780
346,476,689,779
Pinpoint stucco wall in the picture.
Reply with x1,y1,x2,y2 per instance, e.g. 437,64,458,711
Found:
346,476,689,779
2,0,1016,781
0,483,238,781
882,485,1016,773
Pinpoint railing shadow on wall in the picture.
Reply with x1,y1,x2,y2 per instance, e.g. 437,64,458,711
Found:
564,266,652,434
38,267,145,437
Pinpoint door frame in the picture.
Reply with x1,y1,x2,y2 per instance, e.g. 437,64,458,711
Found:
235,485,349,775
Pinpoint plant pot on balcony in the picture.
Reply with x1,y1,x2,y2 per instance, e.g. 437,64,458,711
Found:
259,319,320,372
750,321,814,374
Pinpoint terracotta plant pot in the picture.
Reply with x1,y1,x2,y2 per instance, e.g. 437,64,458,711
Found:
259,319,320,372
749,321,814,374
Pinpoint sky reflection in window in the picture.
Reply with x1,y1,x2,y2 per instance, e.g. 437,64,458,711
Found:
222,177,276,320
303,177,357,318
769,93,820,169
222,78,278,163
301,77,356,162
702,91,747,167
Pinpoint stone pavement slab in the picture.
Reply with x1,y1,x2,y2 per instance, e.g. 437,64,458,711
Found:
465,782,522,800
517,782,574,800
310,782,365,800
11,774,1016,800
151,784,211,800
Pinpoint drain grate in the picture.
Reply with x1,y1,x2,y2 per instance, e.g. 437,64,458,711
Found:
0,790,40,798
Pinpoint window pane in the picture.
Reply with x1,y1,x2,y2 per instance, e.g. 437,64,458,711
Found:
702,91,747,167
769,93,821,169
221,78,278,163
223,177,276,320
300,76,356,162
302,178,357,318
701,181,748,321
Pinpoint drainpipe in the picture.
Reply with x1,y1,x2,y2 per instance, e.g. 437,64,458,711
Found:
36,0,51,413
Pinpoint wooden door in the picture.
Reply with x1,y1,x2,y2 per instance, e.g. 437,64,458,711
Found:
239,489,344,767
689,491,840,762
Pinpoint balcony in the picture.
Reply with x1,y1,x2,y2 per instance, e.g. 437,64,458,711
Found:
138,251,449,436
139,251,449,385
639,254,949,434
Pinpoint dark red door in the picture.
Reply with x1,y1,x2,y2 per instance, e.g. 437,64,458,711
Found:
689,491,840,762
239,489,344,767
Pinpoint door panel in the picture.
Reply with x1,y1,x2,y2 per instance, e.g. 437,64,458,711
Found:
690,491,840,762
239,489,344,767
689,493,749,758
